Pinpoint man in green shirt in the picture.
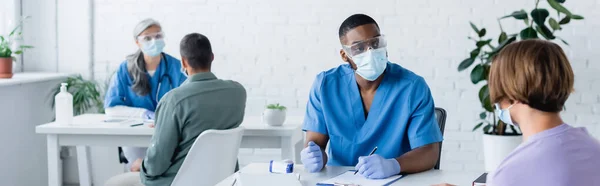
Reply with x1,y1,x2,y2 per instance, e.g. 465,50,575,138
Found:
104,33,246,186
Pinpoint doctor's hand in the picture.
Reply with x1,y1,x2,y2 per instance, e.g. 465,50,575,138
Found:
142,110,155,120
355,154,401,179
301,141,324,173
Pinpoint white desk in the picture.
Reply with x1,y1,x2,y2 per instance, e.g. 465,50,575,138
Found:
216,163,481,186
35,114,304,186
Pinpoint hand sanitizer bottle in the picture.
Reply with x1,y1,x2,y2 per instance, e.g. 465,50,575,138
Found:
55,83,73,125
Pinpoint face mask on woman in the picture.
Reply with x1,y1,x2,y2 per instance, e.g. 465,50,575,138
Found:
137,32,166,57
140,39,165,57
495,103,518,126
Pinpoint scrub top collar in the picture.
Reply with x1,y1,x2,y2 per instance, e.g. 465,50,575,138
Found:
150,56,167,81
148,56,170,105
348,62,391,134
188,72,217,82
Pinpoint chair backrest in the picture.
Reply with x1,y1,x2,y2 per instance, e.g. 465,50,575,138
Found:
434,107,447,170
170,127,244,186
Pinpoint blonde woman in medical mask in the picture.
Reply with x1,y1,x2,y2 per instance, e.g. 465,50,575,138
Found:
485,40,600,185
104,18,187,172
435,40,600,186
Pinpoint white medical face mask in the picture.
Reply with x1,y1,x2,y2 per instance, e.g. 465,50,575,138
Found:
495,103,517,126
141,38,165,57
350,47,388,81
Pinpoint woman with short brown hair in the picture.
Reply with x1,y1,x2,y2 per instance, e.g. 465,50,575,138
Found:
486,39,600,186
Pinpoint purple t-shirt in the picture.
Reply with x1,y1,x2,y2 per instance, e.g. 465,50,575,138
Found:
487,124,600,186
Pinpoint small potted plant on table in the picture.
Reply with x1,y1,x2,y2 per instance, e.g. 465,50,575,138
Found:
263,103,287,126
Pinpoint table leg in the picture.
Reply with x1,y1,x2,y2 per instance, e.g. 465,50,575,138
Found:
294,140,303,163
294,131,305,164
281,137,293,162
76,146,92,186
47,135,62,186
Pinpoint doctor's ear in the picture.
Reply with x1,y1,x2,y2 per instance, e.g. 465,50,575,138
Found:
340,49,350,63
340,49,357,70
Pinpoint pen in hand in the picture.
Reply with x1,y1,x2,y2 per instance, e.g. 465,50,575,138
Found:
354,146,378,175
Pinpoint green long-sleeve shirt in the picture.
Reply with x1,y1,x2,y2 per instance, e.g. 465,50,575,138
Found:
140,72,246,186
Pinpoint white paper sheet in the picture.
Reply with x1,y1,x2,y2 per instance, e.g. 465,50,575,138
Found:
318,171,403,186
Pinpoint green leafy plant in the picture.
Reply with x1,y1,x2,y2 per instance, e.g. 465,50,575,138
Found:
0,16,33,58
459,0,582,135
50,75,105,116
266,103,287,111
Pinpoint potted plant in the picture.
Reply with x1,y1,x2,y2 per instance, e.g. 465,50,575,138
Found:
0,17,32,78
263,103,287,126
458,0,582,171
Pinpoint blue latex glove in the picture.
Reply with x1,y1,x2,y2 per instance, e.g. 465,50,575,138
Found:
355,154,401,179
143,110,155,120
301,141,324,172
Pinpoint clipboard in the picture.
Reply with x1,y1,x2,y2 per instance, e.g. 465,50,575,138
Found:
316,170,404,186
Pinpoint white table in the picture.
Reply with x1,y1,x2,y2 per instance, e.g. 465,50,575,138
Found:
35,114,304,186
216,163,482,186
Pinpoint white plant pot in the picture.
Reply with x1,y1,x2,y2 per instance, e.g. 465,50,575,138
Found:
262,109,286,126
482,134,522,172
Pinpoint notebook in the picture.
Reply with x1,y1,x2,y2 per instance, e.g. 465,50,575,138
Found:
103,118,144,127
317,171,403,186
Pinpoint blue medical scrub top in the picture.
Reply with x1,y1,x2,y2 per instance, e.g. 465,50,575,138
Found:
302,62,443,166
104,53,187,112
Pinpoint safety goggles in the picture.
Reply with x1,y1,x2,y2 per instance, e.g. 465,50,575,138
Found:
342,35,387,57
137,32,165,42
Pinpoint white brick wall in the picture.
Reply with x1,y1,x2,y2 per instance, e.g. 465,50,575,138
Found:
0,0,13,35
28,0,600,174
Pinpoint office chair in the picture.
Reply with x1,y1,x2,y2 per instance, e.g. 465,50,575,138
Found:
170,127,244,186
117,147,128,164
434,107,447,169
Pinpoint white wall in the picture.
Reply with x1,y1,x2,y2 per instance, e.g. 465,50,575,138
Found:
20,0,600,183
21,0,95,77
57,0,93,79
0,78,66,186
0,0,14,35
22,0,57,72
